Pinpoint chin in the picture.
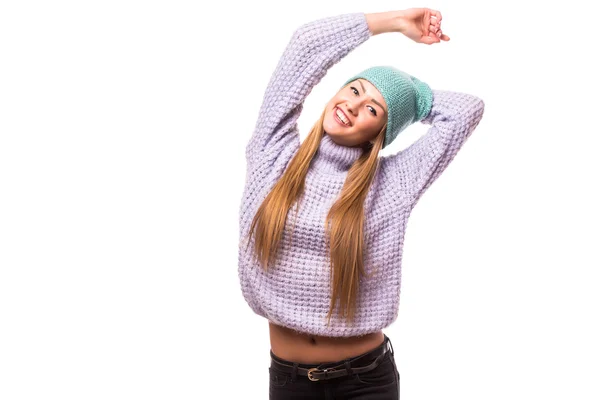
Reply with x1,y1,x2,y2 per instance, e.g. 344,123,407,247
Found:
325,133,345,146
323,120,346,137
322,120,335,135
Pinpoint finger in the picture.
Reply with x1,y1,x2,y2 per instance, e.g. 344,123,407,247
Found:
434,27,448,40
425,32,440,44
424,11,433,32
430,15,441,32
425,15,436,36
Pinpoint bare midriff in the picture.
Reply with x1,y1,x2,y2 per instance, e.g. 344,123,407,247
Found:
269,321,385,364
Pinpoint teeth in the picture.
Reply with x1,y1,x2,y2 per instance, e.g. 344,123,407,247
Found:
336,108,350,126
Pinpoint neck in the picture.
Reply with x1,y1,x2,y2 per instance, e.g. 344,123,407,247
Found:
311,134,364,174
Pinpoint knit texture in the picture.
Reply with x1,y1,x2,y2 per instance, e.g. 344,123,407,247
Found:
342,66,433,149
238,12,485,337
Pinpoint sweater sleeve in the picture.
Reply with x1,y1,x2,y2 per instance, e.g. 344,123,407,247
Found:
245,12,372,173
381,89,485,206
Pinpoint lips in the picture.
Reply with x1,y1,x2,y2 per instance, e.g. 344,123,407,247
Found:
334,107,351,127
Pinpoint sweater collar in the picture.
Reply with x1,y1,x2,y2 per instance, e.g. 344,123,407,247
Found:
310,134,364,174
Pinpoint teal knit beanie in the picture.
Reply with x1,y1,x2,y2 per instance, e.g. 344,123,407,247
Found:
341,66,433,149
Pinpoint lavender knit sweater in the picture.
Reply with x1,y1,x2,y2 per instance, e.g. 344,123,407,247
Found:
238,12,485,337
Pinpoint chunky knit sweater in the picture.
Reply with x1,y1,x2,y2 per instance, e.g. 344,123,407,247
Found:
238,12,485,337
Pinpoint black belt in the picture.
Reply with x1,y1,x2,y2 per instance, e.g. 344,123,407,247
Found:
270,338,390,382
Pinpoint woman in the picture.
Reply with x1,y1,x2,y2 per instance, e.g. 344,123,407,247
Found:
238,7,485,399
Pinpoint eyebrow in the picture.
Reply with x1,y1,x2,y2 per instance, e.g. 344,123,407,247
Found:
357,79,387,115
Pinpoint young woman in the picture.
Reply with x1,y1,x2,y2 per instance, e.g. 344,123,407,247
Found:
238,8,485,399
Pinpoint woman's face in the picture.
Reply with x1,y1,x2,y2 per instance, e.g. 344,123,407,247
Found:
323,79,388,148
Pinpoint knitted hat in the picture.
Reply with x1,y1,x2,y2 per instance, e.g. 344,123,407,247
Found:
341,66,433,149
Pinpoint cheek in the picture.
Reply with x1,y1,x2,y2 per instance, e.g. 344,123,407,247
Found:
360,118,380,132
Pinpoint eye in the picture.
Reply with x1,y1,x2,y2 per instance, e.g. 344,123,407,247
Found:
350,86,378,117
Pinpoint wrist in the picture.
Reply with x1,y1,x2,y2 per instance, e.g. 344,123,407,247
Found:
365,10,406,35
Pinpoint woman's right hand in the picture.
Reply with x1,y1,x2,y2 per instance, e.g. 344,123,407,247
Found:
397,8,450,45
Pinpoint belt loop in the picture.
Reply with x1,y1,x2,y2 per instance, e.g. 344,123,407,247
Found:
387,336,394,356
344,361,353,377
291,362,298,382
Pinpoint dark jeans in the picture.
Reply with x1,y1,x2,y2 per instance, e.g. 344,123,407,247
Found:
269,334,399,399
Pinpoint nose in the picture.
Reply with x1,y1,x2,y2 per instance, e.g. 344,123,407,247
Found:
344,100,359,116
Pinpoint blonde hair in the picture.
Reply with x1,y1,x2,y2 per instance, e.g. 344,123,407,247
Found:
245,106,387,326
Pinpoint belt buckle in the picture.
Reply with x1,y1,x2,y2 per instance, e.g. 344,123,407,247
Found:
307,367,330,382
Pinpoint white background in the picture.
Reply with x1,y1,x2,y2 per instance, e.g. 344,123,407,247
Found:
1,0,599,399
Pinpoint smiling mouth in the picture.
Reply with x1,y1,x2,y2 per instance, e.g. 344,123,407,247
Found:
334,107,351,127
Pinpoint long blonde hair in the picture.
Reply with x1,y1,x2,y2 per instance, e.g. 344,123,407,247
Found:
245,106,387,326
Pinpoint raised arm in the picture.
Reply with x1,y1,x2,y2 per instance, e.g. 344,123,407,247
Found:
245,12,372,172
381,90,485,206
